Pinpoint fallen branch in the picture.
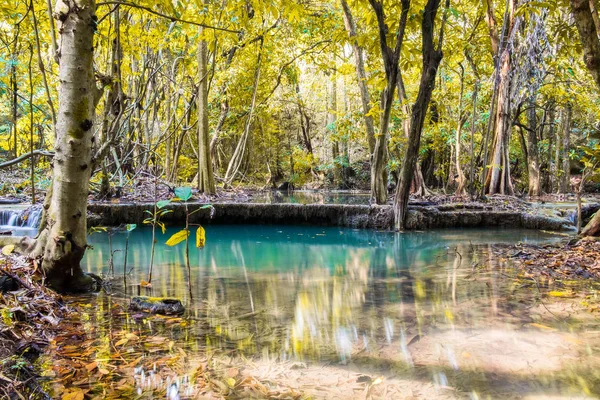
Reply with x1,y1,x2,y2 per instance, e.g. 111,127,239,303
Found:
0,150,54,169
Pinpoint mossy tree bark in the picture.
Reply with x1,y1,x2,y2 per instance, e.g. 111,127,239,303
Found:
197,23,216,194
25,0,98,292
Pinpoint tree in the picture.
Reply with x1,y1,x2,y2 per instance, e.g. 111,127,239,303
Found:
483,0,519,195
571,0,600,236
197,22,216,194
368,0,410,205
340,0,376,154
394,0,449,230
23,0,100,292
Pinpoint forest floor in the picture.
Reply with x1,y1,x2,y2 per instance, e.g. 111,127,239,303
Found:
502,236,600,280
0,252,70,399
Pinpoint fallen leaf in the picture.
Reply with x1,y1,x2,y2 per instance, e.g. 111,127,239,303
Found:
85,361,97,372
62,388,84,400
1,245,15,256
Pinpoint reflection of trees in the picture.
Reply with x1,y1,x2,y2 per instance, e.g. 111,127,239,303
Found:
82,226,559,365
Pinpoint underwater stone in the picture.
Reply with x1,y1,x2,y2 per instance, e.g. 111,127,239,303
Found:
129,296,185,315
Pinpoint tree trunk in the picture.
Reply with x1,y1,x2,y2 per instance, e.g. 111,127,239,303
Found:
571,0,600,88
546,103,556,192
455,64,467,195
582,211,600,236
570,0,600,236
560,104,572,193
485,48,514,195
25,0,98,292
394,0,446,230
328,69,342,187
197,24,216,194
340,0,376,154
526,102,541,196
368,0,410,205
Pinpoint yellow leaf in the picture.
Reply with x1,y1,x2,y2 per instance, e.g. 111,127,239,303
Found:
226,377,236,387
548,291,572,298
196,226,206,248
115,338,128,346
62,388,84,400
1,245,15,256
529,323,557,331
165,229,189,246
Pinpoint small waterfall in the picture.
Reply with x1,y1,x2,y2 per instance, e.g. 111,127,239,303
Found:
0,206,42,230
566,210,577,225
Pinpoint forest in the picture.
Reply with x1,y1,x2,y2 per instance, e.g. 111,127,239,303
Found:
1,0,600,398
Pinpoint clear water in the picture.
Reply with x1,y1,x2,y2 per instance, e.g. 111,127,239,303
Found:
249,190,372,205
66,225,600,398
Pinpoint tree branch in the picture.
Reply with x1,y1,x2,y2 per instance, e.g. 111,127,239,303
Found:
96,1,241,33
0,150,54,169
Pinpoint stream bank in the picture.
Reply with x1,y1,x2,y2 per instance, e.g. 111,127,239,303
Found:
86,201,584,231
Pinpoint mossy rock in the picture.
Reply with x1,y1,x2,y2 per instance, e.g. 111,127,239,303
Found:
129,296,185,315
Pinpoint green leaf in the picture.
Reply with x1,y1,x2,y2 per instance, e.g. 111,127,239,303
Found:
196,226,206,248
175,187,193,201
166,229,189,246
156,200,171,209
126,224,137,232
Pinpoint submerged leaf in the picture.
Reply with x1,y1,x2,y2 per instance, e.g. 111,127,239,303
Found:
196,226,206,248
166,229,189,246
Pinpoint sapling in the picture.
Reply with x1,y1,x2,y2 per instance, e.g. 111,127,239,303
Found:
165,186,212,299
143,199,172,285
123,223,136,284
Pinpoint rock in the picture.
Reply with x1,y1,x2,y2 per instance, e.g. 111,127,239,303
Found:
129,296,185,315
277,182,294,191
0,198,22,205
0,275,19,292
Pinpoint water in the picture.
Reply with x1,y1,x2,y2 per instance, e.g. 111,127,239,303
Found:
249,190,372,205
61,225,600,398
0,205,42,236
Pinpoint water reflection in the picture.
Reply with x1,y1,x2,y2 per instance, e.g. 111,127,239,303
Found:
74,226,600,398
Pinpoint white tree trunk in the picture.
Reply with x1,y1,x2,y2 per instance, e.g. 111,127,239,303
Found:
26,0,98,292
